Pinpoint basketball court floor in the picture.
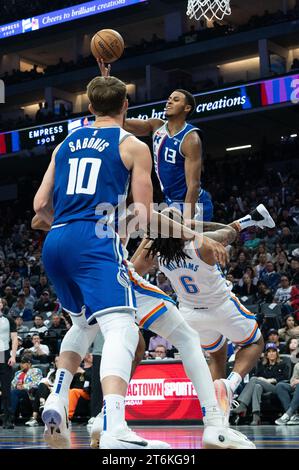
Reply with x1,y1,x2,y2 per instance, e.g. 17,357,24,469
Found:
0,424,298,449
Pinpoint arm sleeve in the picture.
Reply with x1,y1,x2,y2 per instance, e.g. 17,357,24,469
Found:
8,317,17,333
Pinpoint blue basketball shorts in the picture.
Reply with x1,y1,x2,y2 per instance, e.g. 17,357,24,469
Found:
42,221,135,323
166,189,213,222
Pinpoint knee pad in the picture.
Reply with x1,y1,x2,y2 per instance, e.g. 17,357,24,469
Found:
97,312,139,383
60,316,99,360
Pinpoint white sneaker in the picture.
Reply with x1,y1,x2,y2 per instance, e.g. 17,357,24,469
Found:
100,425,171,449
214,379,233,426
203,426,256,449
275,413,290,425
25,417,39,427
42,393,71,449
287,414,299,425
90,411,104,449
250,204,275,229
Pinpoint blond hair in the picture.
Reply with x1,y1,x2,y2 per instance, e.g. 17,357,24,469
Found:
87,76,126,117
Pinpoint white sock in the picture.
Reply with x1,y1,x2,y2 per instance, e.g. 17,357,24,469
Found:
227,371,242,393
103,394,125,433
236,214,255,230
52,368,73,404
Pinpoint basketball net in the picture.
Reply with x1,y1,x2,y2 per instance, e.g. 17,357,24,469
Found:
187,0,231,22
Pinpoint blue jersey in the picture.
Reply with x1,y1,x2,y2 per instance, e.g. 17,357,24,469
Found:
53,126,131,226
153,122,202,202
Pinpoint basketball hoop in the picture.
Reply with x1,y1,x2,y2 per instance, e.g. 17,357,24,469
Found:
187,0,231,22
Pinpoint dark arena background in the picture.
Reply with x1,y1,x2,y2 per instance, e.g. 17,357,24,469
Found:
0,0,299,460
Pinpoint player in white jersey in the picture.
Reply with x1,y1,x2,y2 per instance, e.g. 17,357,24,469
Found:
132,207,274,423
33,210,255,449
89,213,258,449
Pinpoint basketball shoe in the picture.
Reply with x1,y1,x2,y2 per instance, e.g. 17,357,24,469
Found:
214,378,233,426
90,410,104,448
203,426,256,449
250,204,275,229
100,424,171,449
42,393,70,449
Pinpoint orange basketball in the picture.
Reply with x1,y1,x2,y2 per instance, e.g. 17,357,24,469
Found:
90,29,124,63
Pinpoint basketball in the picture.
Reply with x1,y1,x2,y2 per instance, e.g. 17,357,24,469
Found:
90,29,124,63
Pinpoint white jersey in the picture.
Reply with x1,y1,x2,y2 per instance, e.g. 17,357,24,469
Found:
158,241,232,308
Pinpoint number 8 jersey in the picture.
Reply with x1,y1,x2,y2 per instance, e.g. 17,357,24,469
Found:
53,126,131,226
153,122,202,203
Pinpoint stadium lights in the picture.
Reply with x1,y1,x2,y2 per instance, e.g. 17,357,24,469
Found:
226,145,252,152
290,134,298,138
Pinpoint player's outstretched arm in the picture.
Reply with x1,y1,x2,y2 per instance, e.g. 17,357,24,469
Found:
96,58,164,136
124,118,164,136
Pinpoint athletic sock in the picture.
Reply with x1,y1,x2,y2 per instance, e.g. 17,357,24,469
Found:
227,371,242,393
52,368,73,404
235,214,255,231
103,394,125,434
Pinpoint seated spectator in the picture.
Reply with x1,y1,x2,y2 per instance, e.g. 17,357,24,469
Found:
275,362,299,425
10,356,43,425
278,315,299,342
33,290,56,314
274,274,293,316
289,257,299,285
263,228,279,252
29,314,48,338
3,286,16,308
35,275,51,298
236,273,257,297
14,315,29,340
230,251,249,280
46,314,67,354
274,275,292,303
148,334,173,354
25,356,59,426
9,295,27,318
232,343,289,425
260,261,281,292
275,252,290,274
282,338,299,364
266,329,281,350
20,286,36,311
255,253,268,279
255,281,274,304
244,229,261,250
69,353,93,421
15,336,25,359
280,226,293,247
29,333,50,362
153,345,167,360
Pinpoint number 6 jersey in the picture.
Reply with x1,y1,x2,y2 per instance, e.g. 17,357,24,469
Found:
158,240,232,308
53,126,131,226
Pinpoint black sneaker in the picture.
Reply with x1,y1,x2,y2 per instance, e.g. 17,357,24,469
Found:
3,416,14,429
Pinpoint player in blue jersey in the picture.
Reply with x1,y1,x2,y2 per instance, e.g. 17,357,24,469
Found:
125,90,213,221
98,59,212,221
33,75,170,450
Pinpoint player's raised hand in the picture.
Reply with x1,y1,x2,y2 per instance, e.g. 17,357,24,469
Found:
97,58,111,77
212,240,229,267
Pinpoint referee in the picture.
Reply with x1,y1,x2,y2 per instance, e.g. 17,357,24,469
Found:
0,297,18,429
